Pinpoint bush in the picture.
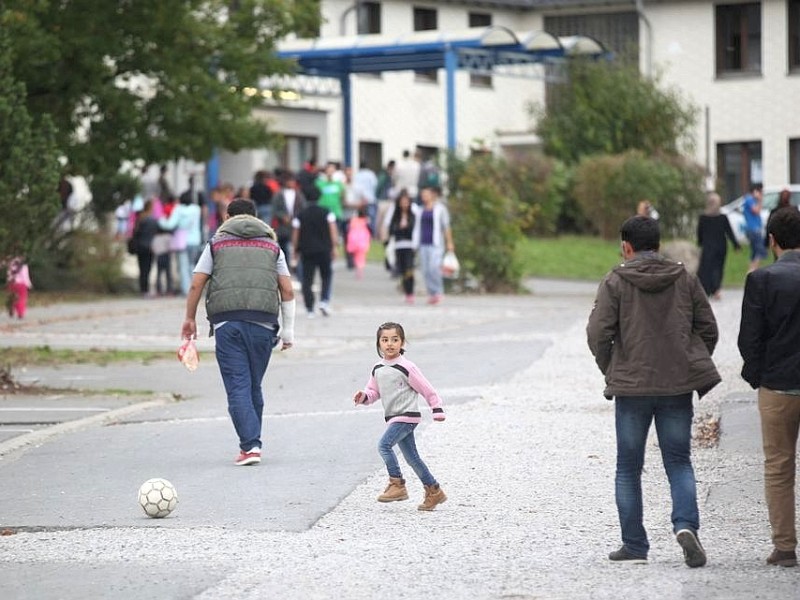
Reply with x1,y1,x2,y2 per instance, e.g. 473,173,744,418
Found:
505,154,565,236
32,229,131,293
572,150,705,239
448,154,524,292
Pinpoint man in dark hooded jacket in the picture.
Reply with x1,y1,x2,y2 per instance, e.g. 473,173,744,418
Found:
587,215,720,568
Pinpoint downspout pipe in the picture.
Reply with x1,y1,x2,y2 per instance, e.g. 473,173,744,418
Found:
635,0,653,77
340,1,362,36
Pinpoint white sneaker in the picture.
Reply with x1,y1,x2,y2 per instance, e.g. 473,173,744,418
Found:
319,303,332,317
307,311,316,319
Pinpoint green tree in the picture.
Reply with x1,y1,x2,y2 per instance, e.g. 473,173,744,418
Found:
448,154,525,292
0,29,60,260
534,60,697,165
3,0,320,177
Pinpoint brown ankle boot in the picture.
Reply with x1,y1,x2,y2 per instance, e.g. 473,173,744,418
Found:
377,477,408,502
417,484,447,511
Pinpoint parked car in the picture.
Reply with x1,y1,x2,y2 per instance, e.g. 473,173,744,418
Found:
721,185,800,245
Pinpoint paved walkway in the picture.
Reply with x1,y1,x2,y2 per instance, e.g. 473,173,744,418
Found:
0,265,791,599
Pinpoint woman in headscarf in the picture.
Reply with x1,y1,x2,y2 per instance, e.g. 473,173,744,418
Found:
696,192,740,299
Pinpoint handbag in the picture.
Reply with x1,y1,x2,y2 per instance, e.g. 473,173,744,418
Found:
385,236,397,269
126,236,137,255
441,250,460,279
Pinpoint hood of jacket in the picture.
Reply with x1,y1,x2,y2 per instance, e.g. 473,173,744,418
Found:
613,253,685,293
216,214,277,240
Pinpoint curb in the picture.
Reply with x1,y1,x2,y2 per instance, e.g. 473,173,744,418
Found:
0,394,173,460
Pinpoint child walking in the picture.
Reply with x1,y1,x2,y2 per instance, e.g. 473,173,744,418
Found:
353,322,447,511
6,256,33,319
346,207,372,279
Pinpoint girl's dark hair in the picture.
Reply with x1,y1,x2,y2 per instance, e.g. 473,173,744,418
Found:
389,189,415,232
376,322,406,357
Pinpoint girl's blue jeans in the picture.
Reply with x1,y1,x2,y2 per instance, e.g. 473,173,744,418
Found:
378,422,437,486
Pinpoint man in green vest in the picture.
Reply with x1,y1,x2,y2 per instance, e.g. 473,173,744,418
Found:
182,198,296,466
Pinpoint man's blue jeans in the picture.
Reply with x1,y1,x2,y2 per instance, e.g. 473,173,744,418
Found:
215,321,276,451
615,394,699,557
378,422,437,486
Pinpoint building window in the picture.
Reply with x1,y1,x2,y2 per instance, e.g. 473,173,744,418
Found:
717,141,762,201
413,7,438,82
417,145,438,161
358,2,381,35
358,141,383,173
544,12,639,65
280,136,318,173
791,139,800,184
413,7,437,31
544,12,638,108
716,3,761,76
469,12,493,88
790,1,800,71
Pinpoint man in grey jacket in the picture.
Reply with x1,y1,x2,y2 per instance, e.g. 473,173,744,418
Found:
587,216,720,568
182,199,295,467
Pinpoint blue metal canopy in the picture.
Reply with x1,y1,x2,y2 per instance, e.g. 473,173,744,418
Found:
275,26,607,164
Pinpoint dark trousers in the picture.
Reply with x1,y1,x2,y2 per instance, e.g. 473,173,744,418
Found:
301,251,332,311
155,253,172,295
136,250,153,294
396,248,415,296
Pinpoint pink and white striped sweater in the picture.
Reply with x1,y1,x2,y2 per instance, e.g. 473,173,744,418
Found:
360,355,445,424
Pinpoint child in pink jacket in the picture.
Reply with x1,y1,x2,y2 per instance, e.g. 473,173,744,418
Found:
346,208,372,279
6,256,33,319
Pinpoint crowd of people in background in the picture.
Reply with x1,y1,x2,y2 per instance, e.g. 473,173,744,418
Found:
121,150,453,311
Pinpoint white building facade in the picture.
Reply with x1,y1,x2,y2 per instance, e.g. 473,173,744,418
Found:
214,0,800,202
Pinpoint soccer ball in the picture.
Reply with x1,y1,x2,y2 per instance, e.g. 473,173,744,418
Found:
137,478,178,518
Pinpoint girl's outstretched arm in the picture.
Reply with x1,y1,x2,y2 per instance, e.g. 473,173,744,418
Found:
354,374,380,405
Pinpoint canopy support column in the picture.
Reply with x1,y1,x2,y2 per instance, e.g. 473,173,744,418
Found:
206,149,219,192
445,46,457,152
340,73,353,166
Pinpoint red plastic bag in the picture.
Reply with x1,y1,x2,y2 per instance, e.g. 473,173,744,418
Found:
177,338,199,372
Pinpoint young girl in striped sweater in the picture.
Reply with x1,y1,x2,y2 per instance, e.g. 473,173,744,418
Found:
353,322,447,511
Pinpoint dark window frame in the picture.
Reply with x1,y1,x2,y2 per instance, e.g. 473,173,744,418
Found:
357,1,381,35
717,140,763,202
790,138,800,184
468,11,493,88
358,140,383,174
790,0,800,72
279,135,318,173
413,6,438,82
715,3,762,77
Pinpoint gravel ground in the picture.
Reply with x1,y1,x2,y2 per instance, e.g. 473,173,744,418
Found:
1,288,796,598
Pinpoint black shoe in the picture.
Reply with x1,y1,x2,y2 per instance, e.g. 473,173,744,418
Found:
608,546,648,564
676,529,707,568
766,549,797,567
